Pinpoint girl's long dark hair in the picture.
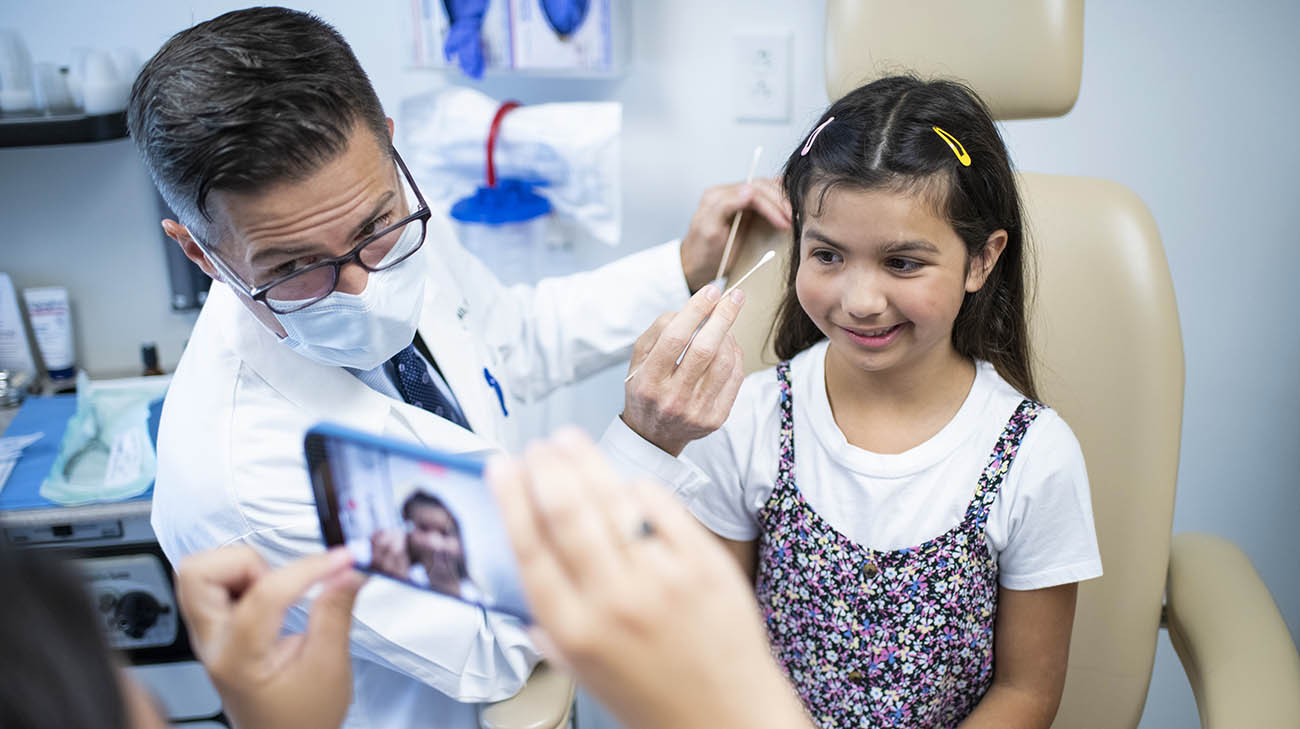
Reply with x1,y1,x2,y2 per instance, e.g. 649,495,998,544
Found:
774,75,1037,400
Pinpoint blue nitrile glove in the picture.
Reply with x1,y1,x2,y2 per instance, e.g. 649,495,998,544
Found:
540,0,589,36
443,0,489,79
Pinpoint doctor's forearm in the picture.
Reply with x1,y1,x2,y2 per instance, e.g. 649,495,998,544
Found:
496,241,690,399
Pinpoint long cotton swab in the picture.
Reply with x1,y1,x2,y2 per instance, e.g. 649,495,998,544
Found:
625,249,776,383
714,146,764,283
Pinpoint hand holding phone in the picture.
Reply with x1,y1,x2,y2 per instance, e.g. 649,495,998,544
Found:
175,545,366,729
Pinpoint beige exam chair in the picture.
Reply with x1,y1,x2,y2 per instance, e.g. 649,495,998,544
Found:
727,1,1300,727
479,661,575,729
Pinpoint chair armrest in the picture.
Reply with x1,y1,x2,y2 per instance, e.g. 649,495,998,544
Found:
1164,532,1300,729
478,661,576,729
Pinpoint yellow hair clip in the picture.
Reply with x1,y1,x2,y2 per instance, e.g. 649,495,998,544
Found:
932,126,971,167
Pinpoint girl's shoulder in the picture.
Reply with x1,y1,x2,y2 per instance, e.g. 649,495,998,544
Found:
975,360,1085,472
729,364,787,427
731,340,829,420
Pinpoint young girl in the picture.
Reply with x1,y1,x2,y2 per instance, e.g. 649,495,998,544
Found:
672,77,1103,728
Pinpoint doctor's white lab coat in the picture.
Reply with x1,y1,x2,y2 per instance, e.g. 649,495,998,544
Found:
151,211,690,729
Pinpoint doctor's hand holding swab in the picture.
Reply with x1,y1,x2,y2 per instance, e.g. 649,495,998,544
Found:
619,255,777,457
625,149,789,458
677,166,790,294
625,249,775,382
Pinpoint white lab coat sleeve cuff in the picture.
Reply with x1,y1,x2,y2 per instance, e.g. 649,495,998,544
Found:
641,237,693,305
597,414,710,496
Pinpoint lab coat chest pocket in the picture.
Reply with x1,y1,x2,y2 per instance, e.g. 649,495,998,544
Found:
416,293,511,450
423,218,519,446
468,308,517,448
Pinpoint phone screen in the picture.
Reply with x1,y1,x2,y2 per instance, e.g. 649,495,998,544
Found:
307,426,531,622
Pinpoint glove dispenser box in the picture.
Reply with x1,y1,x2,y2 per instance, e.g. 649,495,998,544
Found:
405,0,628,78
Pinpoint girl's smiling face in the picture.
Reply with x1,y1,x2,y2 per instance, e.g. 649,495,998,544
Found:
795,184,1004,382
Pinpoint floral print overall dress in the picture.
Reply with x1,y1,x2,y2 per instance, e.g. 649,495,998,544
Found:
755,361,1043,728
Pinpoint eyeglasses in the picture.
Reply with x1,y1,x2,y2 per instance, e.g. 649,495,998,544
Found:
196,148,432,315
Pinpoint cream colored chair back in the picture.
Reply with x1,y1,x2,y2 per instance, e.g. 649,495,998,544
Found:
1017,174,1182,729
824,0,1083,120
730,3,1185,728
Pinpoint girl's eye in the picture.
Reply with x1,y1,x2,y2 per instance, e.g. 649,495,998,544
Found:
885,257,923,273
812,249,840,265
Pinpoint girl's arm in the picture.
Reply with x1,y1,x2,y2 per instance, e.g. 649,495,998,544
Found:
957,582,1078,729
718,537,759,582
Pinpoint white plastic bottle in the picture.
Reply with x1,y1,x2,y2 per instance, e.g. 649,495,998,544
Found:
22,287,76,383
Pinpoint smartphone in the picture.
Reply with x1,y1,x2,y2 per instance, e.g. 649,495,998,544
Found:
305,423,531,622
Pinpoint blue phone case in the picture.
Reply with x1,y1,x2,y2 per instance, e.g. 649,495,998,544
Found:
307,421,488,474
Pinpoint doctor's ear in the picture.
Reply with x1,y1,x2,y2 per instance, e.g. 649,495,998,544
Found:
162,220,222,283
386,117,395,140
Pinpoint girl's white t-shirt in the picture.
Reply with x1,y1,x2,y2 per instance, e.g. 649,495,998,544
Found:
675,340,1103,591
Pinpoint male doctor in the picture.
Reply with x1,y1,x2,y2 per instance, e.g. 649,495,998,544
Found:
128,7,789,729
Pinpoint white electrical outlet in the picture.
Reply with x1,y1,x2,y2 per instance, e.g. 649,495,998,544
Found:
733,30,792,122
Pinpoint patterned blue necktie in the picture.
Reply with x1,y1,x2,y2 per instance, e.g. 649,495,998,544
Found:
390,344,471,430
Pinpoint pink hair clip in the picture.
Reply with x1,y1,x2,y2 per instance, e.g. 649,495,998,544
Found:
801,116,835,156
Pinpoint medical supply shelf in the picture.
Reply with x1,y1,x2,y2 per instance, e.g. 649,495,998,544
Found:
0,110,127,148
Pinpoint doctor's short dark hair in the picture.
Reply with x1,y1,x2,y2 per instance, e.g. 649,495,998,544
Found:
128,6,390,239
773,75,1037,400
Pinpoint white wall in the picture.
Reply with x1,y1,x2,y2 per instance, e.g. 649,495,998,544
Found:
2,2,1297,728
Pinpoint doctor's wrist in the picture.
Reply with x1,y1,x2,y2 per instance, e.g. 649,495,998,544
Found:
619,412,688,458
680,249,709,295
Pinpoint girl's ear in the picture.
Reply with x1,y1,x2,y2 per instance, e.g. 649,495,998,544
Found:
965,229,1008,293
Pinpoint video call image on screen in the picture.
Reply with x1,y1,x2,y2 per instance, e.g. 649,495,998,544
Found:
325,439,531,621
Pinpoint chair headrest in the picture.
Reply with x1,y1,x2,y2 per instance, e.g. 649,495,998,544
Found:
825,0,1084,121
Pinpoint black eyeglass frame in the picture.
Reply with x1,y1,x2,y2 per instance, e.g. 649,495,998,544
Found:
194,147,433,315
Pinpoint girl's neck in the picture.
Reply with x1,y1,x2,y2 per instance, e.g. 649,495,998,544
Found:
822,341,976,454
